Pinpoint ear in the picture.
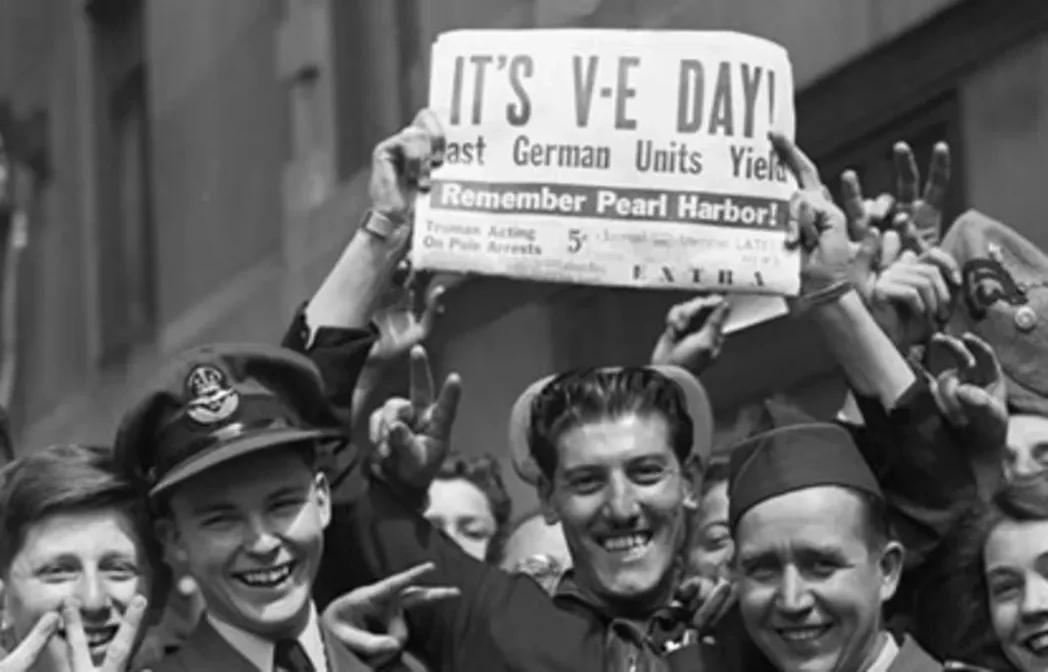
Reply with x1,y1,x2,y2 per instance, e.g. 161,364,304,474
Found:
682,455,702,510
877,540,906,602
537,474,559,525
314,472,332,530
155,516,188,566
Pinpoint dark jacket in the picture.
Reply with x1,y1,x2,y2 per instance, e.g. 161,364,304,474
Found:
284,312,968,671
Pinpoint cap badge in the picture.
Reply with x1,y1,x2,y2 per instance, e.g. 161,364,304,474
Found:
184,365,239,425
961,257,1027,320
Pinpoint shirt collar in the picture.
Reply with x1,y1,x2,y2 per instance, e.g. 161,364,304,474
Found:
865,632,901,672
207,603,327,672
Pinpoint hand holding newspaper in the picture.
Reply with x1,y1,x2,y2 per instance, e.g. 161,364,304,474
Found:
413,29,799,301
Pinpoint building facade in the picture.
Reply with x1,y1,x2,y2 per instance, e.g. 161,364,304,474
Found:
1,0,1046,510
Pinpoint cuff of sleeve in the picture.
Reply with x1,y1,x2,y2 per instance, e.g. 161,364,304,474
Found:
292,301,380,352
853,372,933,430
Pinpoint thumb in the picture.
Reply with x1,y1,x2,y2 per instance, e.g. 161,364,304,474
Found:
851,229,881,286
387,422,422,466
327,624,404,660
703,299,732,336
418,286,446,337
955,385,998,417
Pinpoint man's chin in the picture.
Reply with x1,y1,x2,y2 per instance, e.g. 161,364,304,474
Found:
594,569,672,605
230,587,312,636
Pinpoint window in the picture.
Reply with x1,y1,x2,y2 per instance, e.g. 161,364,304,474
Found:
330,0,421,179
88,0,155,364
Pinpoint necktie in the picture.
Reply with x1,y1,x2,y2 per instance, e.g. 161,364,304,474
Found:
274,638,316,672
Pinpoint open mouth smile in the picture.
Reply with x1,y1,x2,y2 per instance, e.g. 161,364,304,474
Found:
1022,630,1048,657
599,532,653,558
776,624,832,644
232,560,297,589
57,624,119,659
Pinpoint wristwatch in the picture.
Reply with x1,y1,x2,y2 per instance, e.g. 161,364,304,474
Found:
361,208,401,240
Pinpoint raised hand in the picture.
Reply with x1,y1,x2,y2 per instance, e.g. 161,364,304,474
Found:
370,346,462,492
322,562,459,668
925,332,1008,456
650,295,732,374
367,109,445,248
892,141,951,248
0,612,60,672
840,170,895,242
63,595,148,672
371,271,450,364
677,576,736,635
769,132,852,301
851,233,961,349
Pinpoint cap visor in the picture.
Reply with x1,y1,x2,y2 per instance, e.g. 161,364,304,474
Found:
149,427,343,497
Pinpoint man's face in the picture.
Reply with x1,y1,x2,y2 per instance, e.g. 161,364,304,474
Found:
1005,414,1048,482
3,509,150,671
984,517,1048,672
735,486,901,672
540,413,695,606
163,447,330,639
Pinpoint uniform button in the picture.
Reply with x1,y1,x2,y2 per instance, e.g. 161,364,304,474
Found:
1015,305,1038,332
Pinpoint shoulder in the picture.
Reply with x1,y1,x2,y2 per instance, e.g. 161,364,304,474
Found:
144,626,216,672
143,649,190,672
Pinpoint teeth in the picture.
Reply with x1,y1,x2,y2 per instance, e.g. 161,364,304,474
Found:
84,628,116,646
601,533,651,552
236,563,293,587
779,626,828,642
1025,632,1048,653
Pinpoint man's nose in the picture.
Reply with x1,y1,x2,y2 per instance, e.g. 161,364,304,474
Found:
244,515,282,555
1020,575,1048,622
775,566,815,615
75,573,112,619
603,475,641,523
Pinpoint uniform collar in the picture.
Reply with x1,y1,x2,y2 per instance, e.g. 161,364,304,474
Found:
207,603,327,672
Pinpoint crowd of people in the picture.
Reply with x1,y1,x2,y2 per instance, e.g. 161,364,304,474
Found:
0,97,1043,672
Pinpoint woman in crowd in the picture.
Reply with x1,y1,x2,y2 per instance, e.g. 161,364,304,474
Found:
916,473,1048,671
423,452,512,563
686,457,731,580
0,443,166,671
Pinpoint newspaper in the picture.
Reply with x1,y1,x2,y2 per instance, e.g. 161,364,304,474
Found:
413,29,800,296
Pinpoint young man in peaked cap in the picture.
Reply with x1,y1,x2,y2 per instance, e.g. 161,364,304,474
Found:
114,343,374,672
728,422,944,672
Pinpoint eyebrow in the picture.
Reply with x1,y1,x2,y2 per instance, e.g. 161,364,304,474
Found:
985,566,1018,580
738,544,845,566
268,485,307,500
191,501,238,517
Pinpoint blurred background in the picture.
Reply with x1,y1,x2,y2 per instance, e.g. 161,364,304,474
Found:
0,0,1045,507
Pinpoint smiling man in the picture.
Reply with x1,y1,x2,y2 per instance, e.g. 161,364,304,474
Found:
728,422,943,672
318,356,731,671
114,343,373,672
525,367,703,617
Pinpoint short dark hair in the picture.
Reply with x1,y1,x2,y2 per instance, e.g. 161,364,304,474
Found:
527,367,693,479
701,458,731,496
0,444,169,608
434,452,513,563
853,487,891,550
